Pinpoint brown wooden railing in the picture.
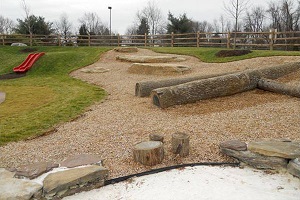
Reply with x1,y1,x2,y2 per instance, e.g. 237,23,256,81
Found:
1,31,300,50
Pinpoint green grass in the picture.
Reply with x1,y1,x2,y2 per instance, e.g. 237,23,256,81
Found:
0,46,111,146
151,47,300,63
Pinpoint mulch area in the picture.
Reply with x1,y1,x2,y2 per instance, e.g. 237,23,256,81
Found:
0,73,26,80
216,50,252,57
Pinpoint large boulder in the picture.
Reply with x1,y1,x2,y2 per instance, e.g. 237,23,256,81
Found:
116,55,186,63
287,158,300,178
14,162,59,180
43,165,108,199
114,47,138,53
0,178,42,200
60,154,103,168
248,140,300,159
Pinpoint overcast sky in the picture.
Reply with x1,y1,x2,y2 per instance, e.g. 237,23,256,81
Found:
0,0,271,34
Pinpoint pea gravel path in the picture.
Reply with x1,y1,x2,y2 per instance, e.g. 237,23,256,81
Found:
0,49,300,178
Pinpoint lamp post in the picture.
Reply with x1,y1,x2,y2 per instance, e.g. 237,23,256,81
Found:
108,6,112,36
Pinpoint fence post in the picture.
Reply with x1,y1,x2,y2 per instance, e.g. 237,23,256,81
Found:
227,32,231,49
144,33,147,47
269,28,275,51
197,32,200,47
118,34,120,46
88,34,91,47
171,32,174,47
1,35,4,46
57,35,61,46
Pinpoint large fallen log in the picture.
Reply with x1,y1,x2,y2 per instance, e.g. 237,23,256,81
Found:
151,62,300,108
135,72,233,97
136,62,300,97
258,78,300,98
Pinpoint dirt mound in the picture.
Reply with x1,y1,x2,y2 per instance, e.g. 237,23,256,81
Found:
216,50,252,57
20,48,38,53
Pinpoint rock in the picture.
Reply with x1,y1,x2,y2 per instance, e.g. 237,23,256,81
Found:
220,148,287,170
11,43,27,46
0,92,5,104
0,168,15,179
287,158,300,178
114,47,138,53
116,55,186,63
149,133,164,142
219,140,247,151
128,63,191,75
14,162,59,180
248,140,300,159
0,178,42,200
60,154,102,168
43,165,108,199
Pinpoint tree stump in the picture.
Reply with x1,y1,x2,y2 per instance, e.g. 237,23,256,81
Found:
149,133,164,142
133,141,164,166
172,132,190,157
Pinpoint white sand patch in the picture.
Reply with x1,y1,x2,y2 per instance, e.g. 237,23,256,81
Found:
64,166,300,200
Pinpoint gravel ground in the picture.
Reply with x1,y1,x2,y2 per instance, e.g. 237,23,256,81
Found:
0,49,300,178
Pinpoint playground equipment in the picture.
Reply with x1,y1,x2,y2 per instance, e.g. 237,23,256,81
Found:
13,52,45,73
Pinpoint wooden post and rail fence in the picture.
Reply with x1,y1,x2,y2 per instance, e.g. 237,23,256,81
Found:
1,30,300,50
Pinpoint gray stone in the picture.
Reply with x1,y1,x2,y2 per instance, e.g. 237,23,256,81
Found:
149,133,164,142
60,154,102,168
128,63,191,75
114,47,138,53
43,165,108,199
248,140,300,159
0,168,15,179
15,162,59,179
116,55,186,63
220,147,288,170
287,158,300,178
0,92,5,104
0,178,42,200
219,140,247,151
11,43,27,46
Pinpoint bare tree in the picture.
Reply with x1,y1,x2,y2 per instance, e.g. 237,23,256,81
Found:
79,12,109,35
137,0,164,35
224,0,250,48
244,6,266,32
55,13,72,39
20,0,33,34
0,15,14,34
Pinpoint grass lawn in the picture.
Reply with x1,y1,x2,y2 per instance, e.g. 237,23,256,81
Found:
0,46,111,146
151,47,300,63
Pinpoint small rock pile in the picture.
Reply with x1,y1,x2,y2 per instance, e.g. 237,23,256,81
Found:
220,139,300,178
0,154,108,200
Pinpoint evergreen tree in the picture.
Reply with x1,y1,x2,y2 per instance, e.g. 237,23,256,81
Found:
137,17,150,35
15,15,53,35
167,12,193,34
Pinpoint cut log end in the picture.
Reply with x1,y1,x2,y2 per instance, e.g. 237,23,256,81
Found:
133,141,164,166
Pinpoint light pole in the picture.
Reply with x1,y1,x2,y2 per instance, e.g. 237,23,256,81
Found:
108,6,112,36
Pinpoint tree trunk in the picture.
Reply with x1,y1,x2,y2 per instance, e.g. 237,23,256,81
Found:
135,71,233,97
150,62,300,108
172,132,190,157
258,78,300,98
133,141,164,166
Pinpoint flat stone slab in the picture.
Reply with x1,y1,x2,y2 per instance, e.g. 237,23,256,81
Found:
219,140,247,151
116,55,186,63
0,168,15,179
80,67,110,73
220,148,287,170
0,178,42,200
60,154,102,168
15,162,59,179
287,158,300,178
0,92,6,104
149,133,164,142
43,165,108,199
128,63,191,75
248,140,300,159
114,47,138,53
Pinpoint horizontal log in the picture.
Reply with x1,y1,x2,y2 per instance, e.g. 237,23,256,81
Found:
258,78,300,98
135,72,233,97
151,62,300,108
151,70,260,108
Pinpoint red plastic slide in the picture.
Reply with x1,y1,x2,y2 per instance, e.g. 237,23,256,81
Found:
13,52,45,73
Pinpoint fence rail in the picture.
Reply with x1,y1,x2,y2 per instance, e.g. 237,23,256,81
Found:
1,31,300,50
